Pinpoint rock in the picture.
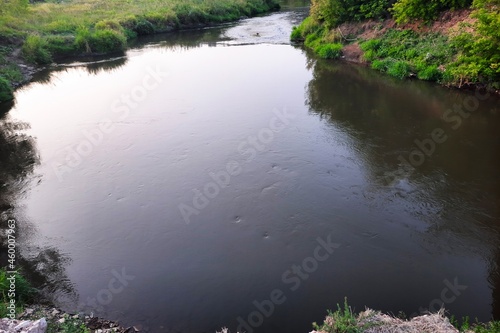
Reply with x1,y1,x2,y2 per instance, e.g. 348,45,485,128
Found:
14,320,32,330
57,317,65,324
26,318,47,333
0,318,47,333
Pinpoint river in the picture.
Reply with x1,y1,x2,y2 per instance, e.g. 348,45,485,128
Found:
0,1,499,332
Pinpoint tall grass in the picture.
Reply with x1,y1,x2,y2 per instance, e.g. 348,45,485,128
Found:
0,268,37,318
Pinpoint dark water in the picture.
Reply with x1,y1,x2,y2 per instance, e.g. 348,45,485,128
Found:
1,2,499,333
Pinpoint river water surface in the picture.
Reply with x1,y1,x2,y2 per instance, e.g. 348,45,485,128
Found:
1,2,499,333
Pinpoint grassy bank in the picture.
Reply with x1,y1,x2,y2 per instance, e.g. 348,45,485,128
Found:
312,298,500,333
0,0,280,103
291,0,500,91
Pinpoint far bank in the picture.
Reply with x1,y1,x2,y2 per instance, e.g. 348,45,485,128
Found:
0,0,280,103
290,0,500,93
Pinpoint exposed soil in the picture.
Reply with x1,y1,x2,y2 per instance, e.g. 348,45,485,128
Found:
337,9,475,64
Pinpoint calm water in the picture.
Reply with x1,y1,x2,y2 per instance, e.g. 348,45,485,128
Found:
1,3,499,333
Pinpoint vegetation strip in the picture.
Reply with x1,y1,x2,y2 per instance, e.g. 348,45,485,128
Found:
290,0,500,91
0,0,280,103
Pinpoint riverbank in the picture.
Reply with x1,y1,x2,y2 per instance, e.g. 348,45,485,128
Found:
0,0,280,103
2,270,498,333
290,0,500,93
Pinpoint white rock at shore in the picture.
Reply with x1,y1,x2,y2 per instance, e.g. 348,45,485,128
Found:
0,318,47,333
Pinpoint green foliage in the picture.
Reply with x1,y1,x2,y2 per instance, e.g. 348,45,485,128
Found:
312,298,361,333
360,29,455,81
387,60,411,78
311,0,393,27
0,0,29,16
45,35,77,57
417,64,442,80
451,315,500,333
316,43,343,59
135,19,156,35
0,269,37,317
0,76,14,103
75,27,126,54
391,0,472,23
443,0,500,86
46,314,90,333
291,26,303,41
22,34,52,65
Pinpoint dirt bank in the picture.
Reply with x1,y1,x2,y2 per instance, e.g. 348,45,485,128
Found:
337,9,474,64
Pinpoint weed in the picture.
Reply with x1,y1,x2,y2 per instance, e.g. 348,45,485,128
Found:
0,76,14,103
22,34,52,64
316,43,343,59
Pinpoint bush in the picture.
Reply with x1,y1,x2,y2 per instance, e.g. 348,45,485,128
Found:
134,19,155,35
0,76,14,103
95,20,123,32
75,27,126,54
387,60,411,78
0,269,37,317
22,34,52,64
391,0,472,23
310,0,393,27
46,35,76,57
443,0,500,85
316,43,343,59
417,64,442,80
91,29,127,53
290,26,303,41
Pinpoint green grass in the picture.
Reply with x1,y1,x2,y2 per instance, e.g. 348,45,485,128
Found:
359,29,455,81
451,315,500,333
312,298,363,333
0,268,37,318
291,17,344,59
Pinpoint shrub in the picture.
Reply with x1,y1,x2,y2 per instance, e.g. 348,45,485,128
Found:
417,64,442,80
0,269,37,317
316,43,343,59
22,34,52,64
75,27,126,54
134,19,155,35
290,26,303,41
0,76,14,103
391,0,472,23
387,60,411,78
46,35,76,57
311,0,393,27
91,29,127,53
95,20,123,32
